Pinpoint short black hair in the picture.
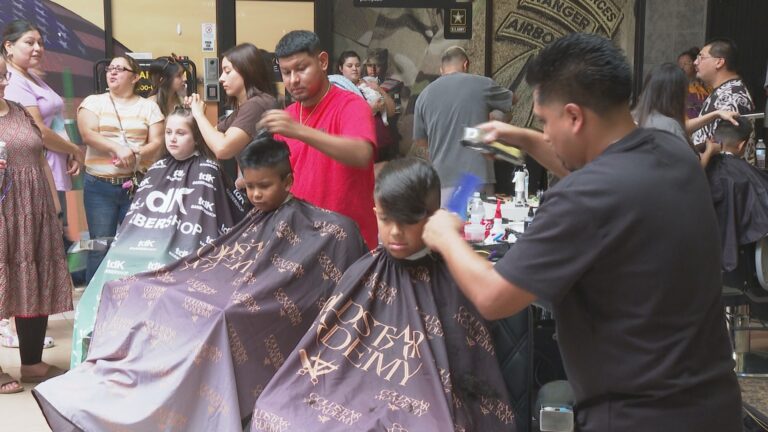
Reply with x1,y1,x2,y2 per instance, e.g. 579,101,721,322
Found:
678,47,699,62
714,117,753,147
275,30,321,58
238,131,292,178
374,158,440,225
526,33,631,114
705,38,738,72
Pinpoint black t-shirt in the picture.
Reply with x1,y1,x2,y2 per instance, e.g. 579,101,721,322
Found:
496,128,741,432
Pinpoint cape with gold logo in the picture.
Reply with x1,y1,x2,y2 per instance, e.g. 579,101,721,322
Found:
251,248,516,432
35,198,368,431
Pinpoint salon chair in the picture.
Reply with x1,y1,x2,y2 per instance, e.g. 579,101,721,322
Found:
722,236,768,375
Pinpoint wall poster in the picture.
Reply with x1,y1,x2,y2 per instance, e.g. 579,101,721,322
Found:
331,0,636,156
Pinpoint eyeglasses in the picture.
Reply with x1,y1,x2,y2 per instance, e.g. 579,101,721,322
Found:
696,53,720,61
106,65,135,73
0,71,10,83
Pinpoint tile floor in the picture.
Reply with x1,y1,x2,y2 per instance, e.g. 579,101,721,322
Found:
0,312,74,431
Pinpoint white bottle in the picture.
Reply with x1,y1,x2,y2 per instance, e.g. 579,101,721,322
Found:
757,139,766,169
513,170,527,205
0,141,7,188
489,217,505,240
468,192,484,224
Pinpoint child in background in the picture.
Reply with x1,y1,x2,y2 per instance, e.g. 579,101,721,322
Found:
705,117,768,272
251,158,515,431
70,107,248,367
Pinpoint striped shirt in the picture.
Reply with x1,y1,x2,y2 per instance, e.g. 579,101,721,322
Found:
79,93,164,177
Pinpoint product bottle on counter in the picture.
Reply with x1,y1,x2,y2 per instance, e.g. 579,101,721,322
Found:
468,192,485,224
488,199,505,241
524,206,535,230
513,169,527,206
757,139,766,169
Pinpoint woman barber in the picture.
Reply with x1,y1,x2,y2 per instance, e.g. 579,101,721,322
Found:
186,43,276,160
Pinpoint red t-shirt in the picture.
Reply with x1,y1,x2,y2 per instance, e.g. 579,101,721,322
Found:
279,85,378,249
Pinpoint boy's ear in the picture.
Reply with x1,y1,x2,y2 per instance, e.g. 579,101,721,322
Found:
737,139,747,154
284,172,294,190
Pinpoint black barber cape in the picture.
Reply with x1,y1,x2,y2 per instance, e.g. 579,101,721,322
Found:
706,153,768,271
494,129,741,432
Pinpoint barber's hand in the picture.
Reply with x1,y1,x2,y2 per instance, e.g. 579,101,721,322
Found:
112,145,136,169
259,110,302,138
0,160,6,170
423,209,464,253
476,120,523,147
185,93,205,118
234,177,246,190
716,110,740,126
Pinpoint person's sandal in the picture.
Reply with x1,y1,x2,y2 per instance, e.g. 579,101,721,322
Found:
0,372,24,394
20,365,66,384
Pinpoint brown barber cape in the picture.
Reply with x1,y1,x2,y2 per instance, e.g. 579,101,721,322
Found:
34,198,368,431
251,249,516,432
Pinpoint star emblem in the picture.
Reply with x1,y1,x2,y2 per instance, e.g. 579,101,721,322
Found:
451,10,466,25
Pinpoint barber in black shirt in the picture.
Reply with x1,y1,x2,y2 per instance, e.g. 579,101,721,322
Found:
423,33,741,432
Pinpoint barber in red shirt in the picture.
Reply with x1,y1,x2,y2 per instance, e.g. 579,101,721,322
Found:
260,30,377,249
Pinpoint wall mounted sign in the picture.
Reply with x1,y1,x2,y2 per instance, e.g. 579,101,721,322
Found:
444,4,472,39
202,23,216,52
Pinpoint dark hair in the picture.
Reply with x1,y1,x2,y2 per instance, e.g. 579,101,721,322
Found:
337,50,360,73
238,131,292,178
714,117,753,147
1,19,42,58
149,56,189,117
374,158,441,225
705,38,738,72
222,43,277,109
160,107,216,160
275,30,322,58
526,33,631,114
441,46,469,65
634,63,687,133
678,47,699,63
